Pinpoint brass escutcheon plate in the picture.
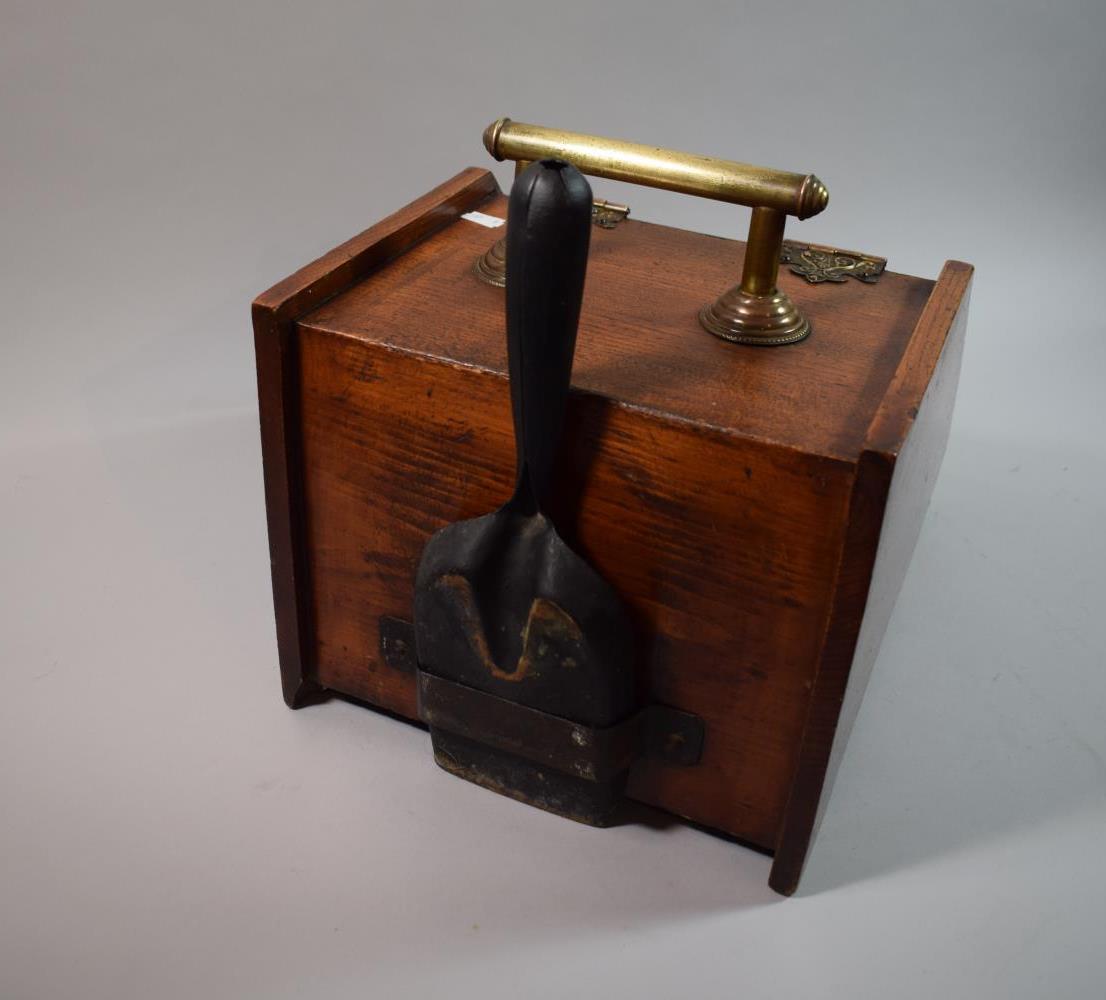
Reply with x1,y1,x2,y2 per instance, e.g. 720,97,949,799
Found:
781,240,886,284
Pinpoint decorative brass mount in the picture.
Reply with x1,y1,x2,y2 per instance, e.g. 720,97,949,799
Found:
781,240,886,284
591,198,630,229
473,118,829,346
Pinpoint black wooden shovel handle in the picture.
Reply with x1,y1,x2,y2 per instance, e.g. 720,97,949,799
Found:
505,159,593,516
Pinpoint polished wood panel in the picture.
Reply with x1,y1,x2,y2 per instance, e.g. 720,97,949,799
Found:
304,191,936,462
253,168,498,707
297,330,852,846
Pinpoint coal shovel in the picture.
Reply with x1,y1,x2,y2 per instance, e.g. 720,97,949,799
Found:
413,159,638,825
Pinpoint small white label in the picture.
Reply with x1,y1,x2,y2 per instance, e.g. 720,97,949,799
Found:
461,210,505,229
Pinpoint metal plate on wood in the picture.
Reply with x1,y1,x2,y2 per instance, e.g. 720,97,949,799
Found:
416,668,704,781
780,239,887,284
379,615,417,673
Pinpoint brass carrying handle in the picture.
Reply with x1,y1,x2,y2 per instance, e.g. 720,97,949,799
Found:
474,118,831,346
484,118,828,220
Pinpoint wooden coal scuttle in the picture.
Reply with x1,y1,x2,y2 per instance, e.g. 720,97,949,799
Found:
253,119,972,895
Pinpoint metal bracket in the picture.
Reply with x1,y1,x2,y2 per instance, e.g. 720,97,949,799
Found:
417,670,703,783
379,615,705,781
379,615,417,673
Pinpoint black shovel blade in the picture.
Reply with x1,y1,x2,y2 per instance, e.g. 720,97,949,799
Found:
414,510,637,825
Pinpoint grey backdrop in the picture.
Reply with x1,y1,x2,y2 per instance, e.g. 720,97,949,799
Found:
3,1,1104,997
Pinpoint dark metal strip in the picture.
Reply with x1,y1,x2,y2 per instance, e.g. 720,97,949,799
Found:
416,668,704,783
417,670,636,783
381,617,705,778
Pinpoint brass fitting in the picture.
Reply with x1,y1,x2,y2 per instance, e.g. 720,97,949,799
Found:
474,118,830,346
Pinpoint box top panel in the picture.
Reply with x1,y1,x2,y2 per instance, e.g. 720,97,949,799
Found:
300,188,935,462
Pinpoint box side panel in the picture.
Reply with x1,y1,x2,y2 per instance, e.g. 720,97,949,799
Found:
769,263,973,893
297,327,854,849
253,313,321,708
815,274,972,825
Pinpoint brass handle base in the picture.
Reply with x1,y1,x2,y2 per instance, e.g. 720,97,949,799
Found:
473,197,630,287
699,286,810,346
473,238,507,287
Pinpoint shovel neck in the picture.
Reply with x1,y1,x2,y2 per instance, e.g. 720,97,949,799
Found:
505,159,593,517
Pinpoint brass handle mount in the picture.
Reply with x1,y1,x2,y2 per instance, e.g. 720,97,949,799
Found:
473,118,830,346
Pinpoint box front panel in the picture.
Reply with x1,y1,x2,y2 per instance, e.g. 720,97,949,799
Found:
297,327,854,848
